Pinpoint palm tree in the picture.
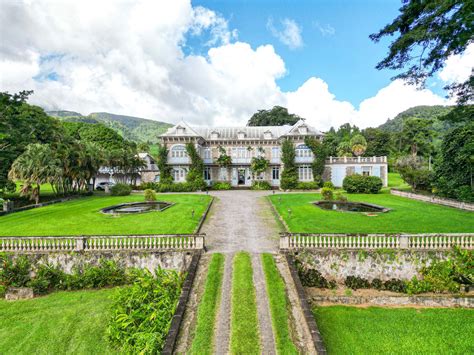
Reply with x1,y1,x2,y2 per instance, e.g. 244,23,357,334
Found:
8,144,62,204
350,134,368,157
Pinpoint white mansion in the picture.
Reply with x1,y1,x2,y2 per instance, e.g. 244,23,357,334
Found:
137,120,388,188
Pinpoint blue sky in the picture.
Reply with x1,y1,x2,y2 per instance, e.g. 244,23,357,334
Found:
3,0,469,129
191,0,407,106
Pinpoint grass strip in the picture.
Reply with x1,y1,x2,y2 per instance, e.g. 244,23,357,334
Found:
0,288,115,354
262,253,299,354
190,253,225,354
313,305,474,354
230,252,260,354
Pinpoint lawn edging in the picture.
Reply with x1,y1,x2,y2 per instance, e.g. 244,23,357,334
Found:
285,253,327,355
162,251,202,355
195,196,214,234
266,195,290,232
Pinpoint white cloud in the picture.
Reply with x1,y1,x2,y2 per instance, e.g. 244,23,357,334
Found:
438,43,474,84
0,0,450,131
267,18,303,49
314,22,335,37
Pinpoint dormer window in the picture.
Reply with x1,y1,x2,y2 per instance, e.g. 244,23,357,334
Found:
237,131,246,139
264,130,272,139
211,131,219,139
298,125,308,135
176,126,185,135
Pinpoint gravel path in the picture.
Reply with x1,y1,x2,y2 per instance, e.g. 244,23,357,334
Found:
201,190,281,253
251,253,277,354
214,252,233,355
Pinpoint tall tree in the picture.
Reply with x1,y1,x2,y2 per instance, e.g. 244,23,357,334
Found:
8,144,62,204
0,91,63,190
401,118,434,157
280,139,298,189
247,106,301,126
362,128,392,156
370,0,473,117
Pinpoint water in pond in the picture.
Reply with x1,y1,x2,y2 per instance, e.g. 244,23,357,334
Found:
314,201,389,213
101,202,171,214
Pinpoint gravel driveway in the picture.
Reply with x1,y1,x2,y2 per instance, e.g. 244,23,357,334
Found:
201,190,282,253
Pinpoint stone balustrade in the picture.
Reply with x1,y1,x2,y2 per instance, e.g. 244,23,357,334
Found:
280,233,474,250
327,156,387,164
0,234,205,253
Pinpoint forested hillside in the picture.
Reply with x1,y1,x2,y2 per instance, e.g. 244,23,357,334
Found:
47,111,172,143
377,106,454,133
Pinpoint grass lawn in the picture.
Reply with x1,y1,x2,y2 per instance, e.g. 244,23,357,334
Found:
313,306,474,354
269,190,474,233
0,193,212,236
230,252,260,354
190,253,225,354
0,288,116,354
261,253,298,354
387,172,410,189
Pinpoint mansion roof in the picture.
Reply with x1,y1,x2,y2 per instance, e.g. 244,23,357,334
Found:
160,119,323,141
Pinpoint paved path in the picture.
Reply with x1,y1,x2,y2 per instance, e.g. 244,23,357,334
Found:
201,190,282,253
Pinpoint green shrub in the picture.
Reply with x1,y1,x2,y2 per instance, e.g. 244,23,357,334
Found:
342,174,382,193
144,189,156,202
139,182,157,190
107,268,184,354
405,246,472,294
383,279,407,293
110,183,132,196
0,285,5,298
345,276,370,290
321,187,334,201
29,263,66,295
155,182,196,192
211,181,232,190
371,278,383,290
296,261,336,289
0,255,31,288
335,191,348,202
323,181,335,189
296,181,319,190
251,181,272,190
280,169,298,190
66,259,128,290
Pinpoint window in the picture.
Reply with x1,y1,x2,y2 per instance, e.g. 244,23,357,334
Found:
154,174,160,182
202,148,211,160
298,165,313,181
295,144,312,158
264,131,272,139
231,147,251,159
362,166,372,176
347,166,355,175
272,167,280,180
271,147,280,159
173,167,186,182
204,167,211,181
171,145,187,158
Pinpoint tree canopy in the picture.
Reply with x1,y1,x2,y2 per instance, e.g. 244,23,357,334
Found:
370,0,473,107
247,106,301,126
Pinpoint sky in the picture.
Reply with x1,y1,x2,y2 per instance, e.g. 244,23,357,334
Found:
0,0,472,131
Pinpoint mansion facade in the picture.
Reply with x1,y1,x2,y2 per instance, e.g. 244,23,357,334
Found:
142,120,388,188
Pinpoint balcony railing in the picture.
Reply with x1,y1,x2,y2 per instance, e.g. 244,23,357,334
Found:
326,156,387,164
168,157,190,164
295,156,314,163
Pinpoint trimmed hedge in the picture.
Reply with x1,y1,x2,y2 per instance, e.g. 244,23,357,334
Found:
342,174,383,194
110,183,132,196
251,181,272,190
296,181,319,190
211,181,232,190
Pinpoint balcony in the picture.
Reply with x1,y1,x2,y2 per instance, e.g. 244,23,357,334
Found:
168,156,190,164
232,157,251,164
270,157,281,164
295,156,314,163
326,156,387,164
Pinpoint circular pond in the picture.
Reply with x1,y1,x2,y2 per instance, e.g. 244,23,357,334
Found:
314,201,390,213
101,201,172,214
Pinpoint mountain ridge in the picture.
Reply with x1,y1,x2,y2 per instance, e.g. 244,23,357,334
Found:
47,110,173,143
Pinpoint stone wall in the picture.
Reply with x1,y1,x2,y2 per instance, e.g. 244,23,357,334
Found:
391,189,474,211
292,249,449,283
9,250,195,275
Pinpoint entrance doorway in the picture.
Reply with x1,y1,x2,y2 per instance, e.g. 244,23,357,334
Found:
238,168,246,185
